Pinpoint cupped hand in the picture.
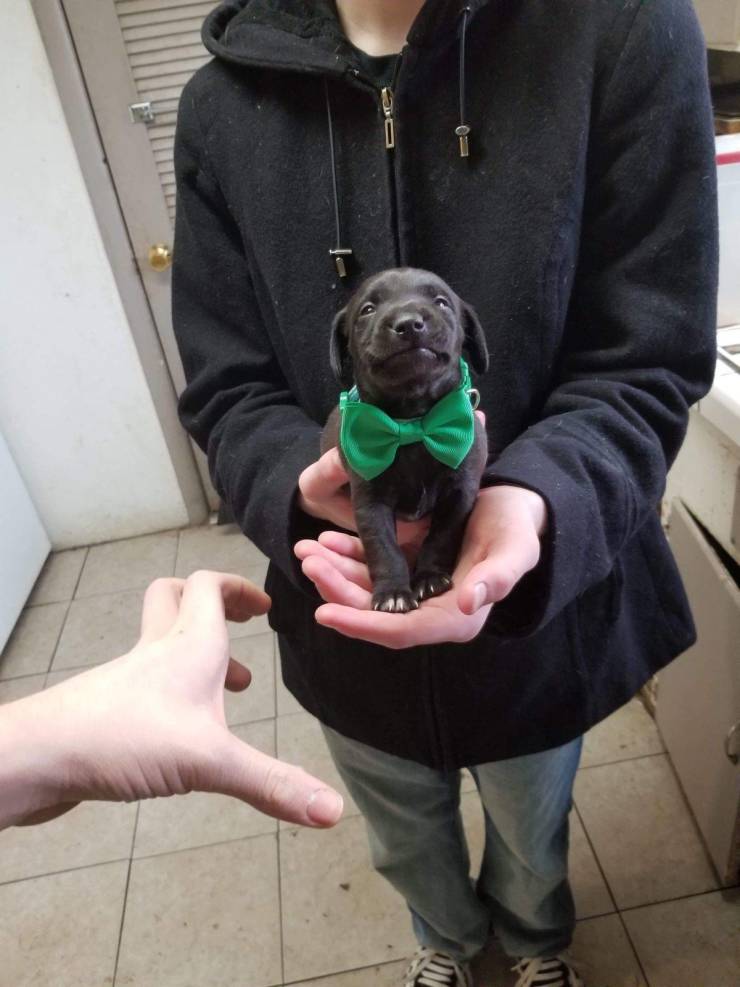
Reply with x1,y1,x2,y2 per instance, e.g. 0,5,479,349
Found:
294,485,546,649
13,571,343,829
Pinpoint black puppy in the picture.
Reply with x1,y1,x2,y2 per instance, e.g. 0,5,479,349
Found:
322,268,489,613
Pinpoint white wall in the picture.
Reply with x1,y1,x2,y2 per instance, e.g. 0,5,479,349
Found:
0,1,189,548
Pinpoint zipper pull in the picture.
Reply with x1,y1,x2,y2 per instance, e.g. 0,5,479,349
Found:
380,87,395,150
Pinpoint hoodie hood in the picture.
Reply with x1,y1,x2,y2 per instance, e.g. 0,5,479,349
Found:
202,0,493,77
201,1,489,279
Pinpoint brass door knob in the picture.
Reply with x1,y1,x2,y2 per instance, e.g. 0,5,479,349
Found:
148,243,172,272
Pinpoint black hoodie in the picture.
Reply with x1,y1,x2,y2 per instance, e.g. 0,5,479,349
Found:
172,0,718,768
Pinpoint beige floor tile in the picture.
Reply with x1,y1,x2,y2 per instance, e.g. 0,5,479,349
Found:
117,835,281,987
226,632,275,724
75,530,178,597
277,712,360,826
581,699,664,768
176,522,267,576
569,810,615,919
52,589,144,669
622,889,740,987
461,788,486,875
0,800,136,884
462,794,614,921
27,547,86,605
0,860,128,987
0,672,46,703
0,602,68,678
280,813,417,981
574,755,717,909
276,659,304,715
571,914,647,987
461,767,477,794
289,960,408,986
134,720,277,858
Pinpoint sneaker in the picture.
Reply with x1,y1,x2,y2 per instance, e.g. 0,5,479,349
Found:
511,953,583,987
404,947,473,987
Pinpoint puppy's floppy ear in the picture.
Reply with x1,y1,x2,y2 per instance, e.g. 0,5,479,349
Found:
461,302,489,375
329,305,353,386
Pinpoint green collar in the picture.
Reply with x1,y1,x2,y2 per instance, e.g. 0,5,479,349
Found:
339,358,478,481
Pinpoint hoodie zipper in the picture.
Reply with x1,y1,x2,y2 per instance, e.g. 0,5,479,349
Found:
381,52,446,768
349,54,405,261
384,55,404,263
380,87,395,149
379,52,403,152
342,53,448,769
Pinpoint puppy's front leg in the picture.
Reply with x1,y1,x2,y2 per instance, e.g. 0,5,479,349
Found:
354,497,417,614
411,483,477,603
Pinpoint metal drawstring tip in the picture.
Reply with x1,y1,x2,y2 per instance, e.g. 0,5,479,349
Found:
455,124,471,158
330,247,353,278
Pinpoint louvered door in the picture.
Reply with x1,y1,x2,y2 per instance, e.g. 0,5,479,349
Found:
62,0,220,506
117,0,216,224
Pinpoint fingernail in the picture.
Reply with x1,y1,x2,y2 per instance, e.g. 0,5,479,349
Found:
307,788,344,825
472,582,487,611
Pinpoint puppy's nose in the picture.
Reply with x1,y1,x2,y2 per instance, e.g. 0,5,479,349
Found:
391,314,426,337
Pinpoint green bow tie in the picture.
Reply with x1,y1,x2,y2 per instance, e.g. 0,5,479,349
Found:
339,359,478,481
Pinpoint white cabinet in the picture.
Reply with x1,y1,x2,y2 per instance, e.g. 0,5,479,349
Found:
662,349,740,885
658,501,740,884
666,350,740,566
0,431,50,651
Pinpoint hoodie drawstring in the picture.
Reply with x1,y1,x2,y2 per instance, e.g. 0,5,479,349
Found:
325,78,353,278
456,5,472,157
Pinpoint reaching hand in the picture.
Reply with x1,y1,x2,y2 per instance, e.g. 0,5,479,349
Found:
294,485,546,649
0,571,344,830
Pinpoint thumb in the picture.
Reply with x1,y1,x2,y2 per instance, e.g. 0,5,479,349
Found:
299,447,349,502
214,733,344,828
457,537,539,615
458,556,523,614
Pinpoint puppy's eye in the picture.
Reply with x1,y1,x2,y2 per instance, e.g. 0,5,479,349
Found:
434,296,451,309
359,302,376,317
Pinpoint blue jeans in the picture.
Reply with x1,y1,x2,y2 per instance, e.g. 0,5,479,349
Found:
322,725,582,962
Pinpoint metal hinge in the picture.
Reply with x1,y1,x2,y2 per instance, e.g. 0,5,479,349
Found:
129,101,155,124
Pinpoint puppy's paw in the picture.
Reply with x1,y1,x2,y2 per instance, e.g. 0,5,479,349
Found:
372,588,419,614
411,571,453,603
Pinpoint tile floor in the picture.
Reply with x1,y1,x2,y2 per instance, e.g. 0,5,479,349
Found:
1,522,738,987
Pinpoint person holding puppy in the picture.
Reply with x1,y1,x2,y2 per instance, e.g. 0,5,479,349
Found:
171,1,718,985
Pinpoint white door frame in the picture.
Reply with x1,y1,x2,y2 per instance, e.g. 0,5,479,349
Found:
30,0,212,519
